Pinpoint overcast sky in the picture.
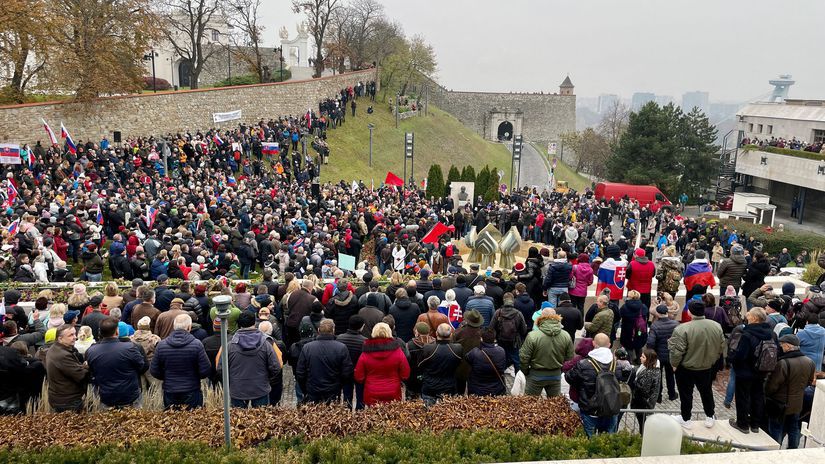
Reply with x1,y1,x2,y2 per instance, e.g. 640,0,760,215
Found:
260,0,824,102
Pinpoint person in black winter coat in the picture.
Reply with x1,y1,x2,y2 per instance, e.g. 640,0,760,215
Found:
730,308,776,433
150,313,212,409
451,275,474,310
517,248,544,309
619,291,648,363
295,319,353,404
513,283,536,330
418,323,463,406
465,328,507,396
555,294,583,343
742,252,771,305
337,316,367,409
325,281,360,336
389,288,420,342
646,304,680,400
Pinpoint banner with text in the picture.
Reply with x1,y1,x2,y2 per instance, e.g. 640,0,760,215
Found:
212,110,242,123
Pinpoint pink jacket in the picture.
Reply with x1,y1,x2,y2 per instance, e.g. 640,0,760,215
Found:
569,263,594,297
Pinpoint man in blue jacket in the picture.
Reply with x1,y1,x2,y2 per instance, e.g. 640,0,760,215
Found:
543,251,572,307
150,313,212,409
85,317,148,408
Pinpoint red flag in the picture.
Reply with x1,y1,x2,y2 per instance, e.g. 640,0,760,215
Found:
421,222,449,245
384,171,403,187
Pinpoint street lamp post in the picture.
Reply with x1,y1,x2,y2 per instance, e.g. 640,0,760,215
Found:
143,49,157,92
278,47,284,81
213,295,233,448
368,123,374,166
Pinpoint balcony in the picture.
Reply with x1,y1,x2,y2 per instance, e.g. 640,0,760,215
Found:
736,147,825,192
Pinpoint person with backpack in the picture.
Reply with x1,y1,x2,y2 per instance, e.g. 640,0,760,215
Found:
719,285,743,335
492,293,528,372
729,307,777,434
565,333,621,438
667,300,726,429
764,334,816,448
619,290,648,364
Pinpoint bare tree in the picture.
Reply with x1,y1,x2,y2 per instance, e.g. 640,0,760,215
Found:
348,0,383,69
292,0,342,78
365,18,404,66
226,0,265,82
161,0,221,89
597,100,630,146
324,5,354,74
399,34,436,96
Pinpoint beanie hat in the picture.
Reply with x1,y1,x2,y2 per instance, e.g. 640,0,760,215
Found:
688,300,705,317
634,248,646,257
725,285,737,297
3,289,21,305
767,299,783,311
44,328,57,344
781,282,795,296
348,315,365,331
237,311,255,329
213,318,222,330
655,304,669,315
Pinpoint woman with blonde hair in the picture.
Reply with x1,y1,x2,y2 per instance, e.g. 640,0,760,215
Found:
385,272,405,303
48,303,68,329
655,245,684,297
66,284,90,314
354,322,410,406
74,326,96,354
102,282,124,310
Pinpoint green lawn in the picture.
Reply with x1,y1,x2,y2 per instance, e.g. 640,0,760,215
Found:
320,104,512,184
529,142,591,192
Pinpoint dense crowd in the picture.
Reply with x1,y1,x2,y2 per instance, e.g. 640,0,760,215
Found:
742,136,825,154
0,82,824,448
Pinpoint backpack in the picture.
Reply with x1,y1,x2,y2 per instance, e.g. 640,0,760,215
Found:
495,312,519,344
587,358,622,417
632,314,647,341
754,338,779,373
720,296,743,328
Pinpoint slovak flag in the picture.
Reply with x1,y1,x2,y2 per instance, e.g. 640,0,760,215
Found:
42,119,58,145
294,237,304,249
7,180,18,206
213,133,224,145
262,142,280,155
145,205,158,229
60,123,77,154
7,218,20,237
684,259,716,290
596,257,628,301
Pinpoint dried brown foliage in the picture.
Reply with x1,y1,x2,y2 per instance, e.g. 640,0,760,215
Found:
0,396,580,450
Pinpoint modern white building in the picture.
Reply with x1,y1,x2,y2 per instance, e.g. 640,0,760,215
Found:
734,99,825,225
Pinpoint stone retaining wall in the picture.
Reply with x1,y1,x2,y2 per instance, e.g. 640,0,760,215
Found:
0,68,378,144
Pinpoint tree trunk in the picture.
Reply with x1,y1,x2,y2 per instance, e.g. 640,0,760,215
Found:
314,48,324,78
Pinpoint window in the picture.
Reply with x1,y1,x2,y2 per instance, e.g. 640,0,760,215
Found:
211,29,220,42
749,123,754,132
655,193,664,201
757,124,763,133
814,129,825,144
767,125,773,135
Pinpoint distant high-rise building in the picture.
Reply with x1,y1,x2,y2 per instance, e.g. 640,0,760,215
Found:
631,92,655,110
682,91,710,114
655,95,674,107
597,94,619,113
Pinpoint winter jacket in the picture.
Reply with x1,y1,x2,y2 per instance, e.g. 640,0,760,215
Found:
130,302,160,331
150,329,211,393
619,299,648,351
569,262,594,298
389,297,419,342
465,295,496,328
337,329,367,367
82,251,104,274
295,333,353,402
565,347,615,416
518,257,544,302
655,257,684,296
417,310,450,336
451,283,473,310
492,305,529,345
283,289,318,329
765,350,816,415
519,315,574,376
732,322,775,380
354,338,410,405
556,301,583,343
668,315,725,370
130,330,161,363
543,259,572,290
154,286,175,312
465,342,507,396
418,340,463,396
85,338,148,406
802,296,825,317
219,328,280,400
44,342,89,409
629,363,661,410
704,305,730,332
585,307,614,339
798,323,825,369
742,259,771,298
325,291,359,336
646,318,679,363
514,293,536,330
149,258,167,280
717,254,747,290
154,309,186,340
626,256,655,294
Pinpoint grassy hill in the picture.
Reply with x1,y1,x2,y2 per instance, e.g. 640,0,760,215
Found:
529,142,591,192
320,103,512,184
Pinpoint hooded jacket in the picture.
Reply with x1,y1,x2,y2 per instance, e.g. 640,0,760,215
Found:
465,342,507,396
732,322,776,380
717,254,747,289
569,262,594,298
619,299,648,350
543,259,573,290
354,338,410,405
564,347,615,416
325,291,359,336
655,257,684,296
44,342,89,409
220,328,280,400
765,349,816,415
295,333,353,401
798,323,825,369
389,297,419,342
647,317,679,363
519,315,574,376
150,329,211,393
626,255,655,294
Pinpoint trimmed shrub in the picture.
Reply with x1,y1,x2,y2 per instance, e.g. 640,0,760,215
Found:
142,76,172,91
742,144,825,162
446,164,461,193
716,219,824,256
460,165,476,183
426,164,445,198
214,74,260,87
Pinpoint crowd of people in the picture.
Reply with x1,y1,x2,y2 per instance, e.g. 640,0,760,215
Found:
0,82,823,448
741,136,825,154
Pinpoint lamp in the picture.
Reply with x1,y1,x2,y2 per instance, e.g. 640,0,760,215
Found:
213,294,232,448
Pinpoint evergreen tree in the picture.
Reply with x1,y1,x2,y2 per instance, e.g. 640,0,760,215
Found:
425,164,445,198
446,165,461,194
677,107,718,201
461,165,476,183
484,174,501,202
475,165,491,198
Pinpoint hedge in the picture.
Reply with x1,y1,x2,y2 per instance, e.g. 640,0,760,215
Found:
715,219,824,256
0,431,731,463
742,144,825,161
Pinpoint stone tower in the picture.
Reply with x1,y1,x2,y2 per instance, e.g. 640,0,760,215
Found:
559,76,574,96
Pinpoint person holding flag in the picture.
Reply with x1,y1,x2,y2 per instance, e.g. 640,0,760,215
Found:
60,122,77,154
596,245,628,305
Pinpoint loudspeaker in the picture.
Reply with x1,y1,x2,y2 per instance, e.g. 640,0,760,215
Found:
113,131,122,143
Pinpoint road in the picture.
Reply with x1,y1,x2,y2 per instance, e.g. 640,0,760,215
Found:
506,141,552,190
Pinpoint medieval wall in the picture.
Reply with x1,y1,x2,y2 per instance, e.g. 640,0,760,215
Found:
423,79,576,146
0,68,378,144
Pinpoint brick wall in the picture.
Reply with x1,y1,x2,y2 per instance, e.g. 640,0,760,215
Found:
0,68,378,144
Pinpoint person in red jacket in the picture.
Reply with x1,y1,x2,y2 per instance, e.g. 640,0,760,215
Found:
626,248,656,310
354,322,411,405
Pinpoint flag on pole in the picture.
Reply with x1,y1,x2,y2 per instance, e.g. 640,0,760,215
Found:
42,119,58,145
6,180,18,206
60,123,77,154
262,142,280,155
96,207,104,225
212,133,224,145
384,171,404,187
7,218,20,237
145,205,158,228
351,180,359,192
421,222,449,245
